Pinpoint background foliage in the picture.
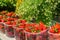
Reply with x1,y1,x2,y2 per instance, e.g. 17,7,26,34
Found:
53,1,60,22
0,0,16,11
16,0,60,26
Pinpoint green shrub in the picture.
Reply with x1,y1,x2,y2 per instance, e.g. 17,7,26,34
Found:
16,0,59,26
0,0,16,11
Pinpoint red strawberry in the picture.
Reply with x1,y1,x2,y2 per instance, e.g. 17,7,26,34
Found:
0,25,4,29
7,18,13,21
0,15,3,19
39,27,43,31
20,20,26,23
7,18,11,21
39,21,47,30
0,19,5,22
50,29,54,33
19,25,25,28
35,27,39,31
34,24,39,30
6,13,12,16
25,28,31,32
20,23,26,26
1,20,5,22
39,23,45,27
5,21,11,25
34,24,39,27
12,21,16,25
11,18,14,21
54,23,60,29
43,27,47,30
58,29,60,33
25,23,30,27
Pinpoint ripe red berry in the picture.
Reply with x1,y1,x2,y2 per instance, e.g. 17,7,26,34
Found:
55,23,60,29
7,17,14,21
25,23,30,27
58,29,60,33
1,20,5,22
6,13,12,16
19,25,25,28
50,29,54,33
5,21,11,25
20,20,26,23
0,15,3,19
12,21,16,25
25,28,31,32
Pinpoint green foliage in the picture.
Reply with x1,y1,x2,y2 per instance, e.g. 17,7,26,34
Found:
16,0,59,26
0,0,16,11
53,1,60,22
16,0,43,18
37,0,58,26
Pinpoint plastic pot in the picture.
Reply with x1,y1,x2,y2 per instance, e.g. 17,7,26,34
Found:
14,27,25,40
4,24,16,38
48,31,60,40
25,29,48,40
0,22,5,33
